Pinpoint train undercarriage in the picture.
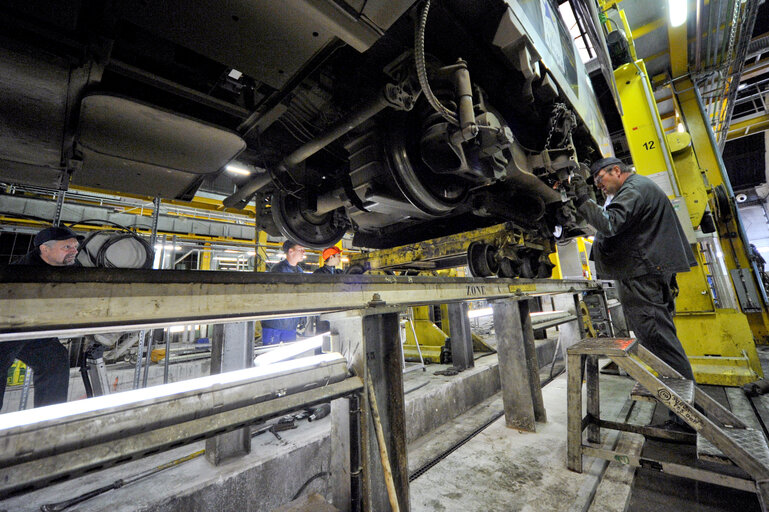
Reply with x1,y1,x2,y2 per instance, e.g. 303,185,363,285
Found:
0,0,611,257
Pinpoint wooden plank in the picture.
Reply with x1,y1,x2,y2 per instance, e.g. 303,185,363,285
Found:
566,338,637,357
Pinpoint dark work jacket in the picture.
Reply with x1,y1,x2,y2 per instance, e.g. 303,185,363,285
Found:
13,250,48,266
10,249,77,346
313,265,341,274
261,259,304,331
577,173,696,280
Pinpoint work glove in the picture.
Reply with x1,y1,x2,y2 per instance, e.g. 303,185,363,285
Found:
569,174,591,206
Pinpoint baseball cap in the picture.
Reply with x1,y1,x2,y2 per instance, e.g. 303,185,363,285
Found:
321,246,342,261
33,226,85,247
589,157,624,176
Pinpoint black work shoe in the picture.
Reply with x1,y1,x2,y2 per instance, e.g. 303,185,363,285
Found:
644,420,697,443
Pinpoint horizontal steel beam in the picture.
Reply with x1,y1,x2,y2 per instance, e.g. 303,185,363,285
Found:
0,194,257,241
0,353,347,465
0,354,357,496
582,445,756,493
0,267,599,341
726,112,769,140
1,377,362,497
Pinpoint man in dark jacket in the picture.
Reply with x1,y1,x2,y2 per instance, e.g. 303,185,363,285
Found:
261,240,305,345
314,246,343,274
1,226,83,411
572,157,697,429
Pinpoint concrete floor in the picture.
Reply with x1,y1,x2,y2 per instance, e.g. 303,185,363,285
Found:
409,355,768,512
409,369,636,512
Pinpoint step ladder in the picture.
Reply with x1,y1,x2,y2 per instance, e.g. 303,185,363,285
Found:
567,337,769,509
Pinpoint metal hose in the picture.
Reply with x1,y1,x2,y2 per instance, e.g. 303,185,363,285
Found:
415,0,459,126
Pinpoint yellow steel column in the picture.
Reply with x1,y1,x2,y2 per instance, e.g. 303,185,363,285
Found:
402,306,449,363
675,77,769,347
667,7,688,79
614,60,680,195
613,65,763,384
254,231,268,272
200,243,212,270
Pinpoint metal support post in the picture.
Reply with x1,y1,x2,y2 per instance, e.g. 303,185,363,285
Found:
142,329,161,388
52,189,66,227
325,307,410,512
19,368,33,410
348,391,363,512
567,351,583,472
491,298,546,431
163,328,171,384
133,330,146,389
585,355,600,443
519,300,547,423
447,302,473,370
149,196,161,247
205,321,254,465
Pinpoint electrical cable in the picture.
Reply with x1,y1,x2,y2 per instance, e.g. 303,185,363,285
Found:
404,381,429,395
291,471,331,501
473,351,497,361
415,0,459,127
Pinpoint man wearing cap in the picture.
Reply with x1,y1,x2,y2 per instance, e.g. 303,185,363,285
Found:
571,158,697,431
0,226,84,411
314,247,343,274
261,240,306,345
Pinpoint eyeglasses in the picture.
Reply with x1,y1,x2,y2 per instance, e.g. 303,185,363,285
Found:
594,168,612,185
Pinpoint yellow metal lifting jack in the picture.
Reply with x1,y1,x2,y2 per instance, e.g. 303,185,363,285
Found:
608,6,766,385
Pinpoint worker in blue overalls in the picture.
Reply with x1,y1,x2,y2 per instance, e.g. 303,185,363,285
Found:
261,240,305,345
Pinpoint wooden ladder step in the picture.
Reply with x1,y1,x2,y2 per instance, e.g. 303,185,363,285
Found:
566,337,637,357
697,427,769,468
630,378,695,404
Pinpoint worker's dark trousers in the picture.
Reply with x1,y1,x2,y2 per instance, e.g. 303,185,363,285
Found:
617,273,695,426
616,273,694,381
0,338,69,410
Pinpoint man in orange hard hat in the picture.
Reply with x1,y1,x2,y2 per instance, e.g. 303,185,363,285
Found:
314,246,343,274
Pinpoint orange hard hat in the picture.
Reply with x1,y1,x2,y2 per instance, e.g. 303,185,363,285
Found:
321,246,342,260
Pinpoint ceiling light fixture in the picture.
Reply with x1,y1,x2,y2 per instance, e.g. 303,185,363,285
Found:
668,0,687,27
225,164,251,176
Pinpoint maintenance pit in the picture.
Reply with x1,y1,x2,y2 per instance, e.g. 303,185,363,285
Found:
0,270,767,512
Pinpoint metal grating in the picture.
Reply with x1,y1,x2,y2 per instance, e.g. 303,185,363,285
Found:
630,378,695,404
697,427,769,468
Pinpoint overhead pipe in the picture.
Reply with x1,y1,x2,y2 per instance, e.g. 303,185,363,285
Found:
223,84,411,209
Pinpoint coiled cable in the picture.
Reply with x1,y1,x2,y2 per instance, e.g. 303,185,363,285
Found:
72,220,154,269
